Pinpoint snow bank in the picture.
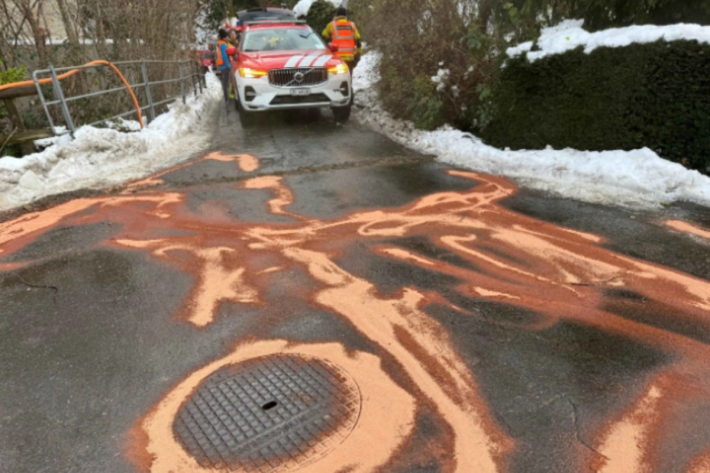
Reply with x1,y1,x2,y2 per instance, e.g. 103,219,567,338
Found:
352,51,381,92
353,52,710,209
0,73,222,211
293,0,341,17
508,20,710,61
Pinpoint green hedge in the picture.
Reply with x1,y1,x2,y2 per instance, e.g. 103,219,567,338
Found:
303,0,337,37
481,41,710,170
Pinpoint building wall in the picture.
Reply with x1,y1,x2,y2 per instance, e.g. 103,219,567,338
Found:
7,0,77,43
43,1,70,42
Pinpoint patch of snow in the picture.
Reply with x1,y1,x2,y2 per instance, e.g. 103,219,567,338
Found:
507,40,534,57
352,51,381,92
105,118,143,132
431,68,450,93
508,20,710,61
293,0,341,17
0,73,222,211
464,65,475,79
353,52,710,209
33,133,72,150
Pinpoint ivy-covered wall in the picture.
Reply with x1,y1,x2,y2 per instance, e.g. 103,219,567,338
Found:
481,41,710,170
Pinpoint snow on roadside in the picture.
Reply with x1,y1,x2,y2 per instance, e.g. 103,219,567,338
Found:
352,51,381,92
0,73,222,212
352,52,710,209
508,20,710,61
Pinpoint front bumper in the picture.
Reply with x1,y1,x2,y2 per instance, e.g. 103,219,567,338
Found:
236,72,351,112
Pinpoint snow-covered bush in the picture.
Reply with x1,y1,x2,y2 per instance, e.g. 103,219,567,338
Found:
482,37,710,171
355,0,710,134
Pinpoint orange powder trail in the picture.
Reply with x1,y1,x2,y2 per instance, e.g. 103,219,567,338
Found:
240,172,710,349
0,193,184,258
241,176,298,218
103,171,710,471
0,198,100,256
122,152,260,192
6,167,710,472
688,450,710,473
114,239,261,327
234,154,259,172
594,380,663,473
376,247,435,267
592,371,710,473
283,247,512,472
667,220,710,242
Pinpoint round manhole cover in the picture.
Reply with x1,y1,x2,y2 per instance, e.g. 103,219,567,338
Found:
173,354,362,472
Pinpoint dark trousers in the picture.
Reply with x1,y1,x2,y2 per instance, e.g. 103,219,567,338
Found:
220,67,231,102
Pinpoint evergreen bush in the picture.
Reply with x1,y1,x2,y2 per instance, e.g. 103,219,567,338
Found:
304,0,337,37
481,41,710,170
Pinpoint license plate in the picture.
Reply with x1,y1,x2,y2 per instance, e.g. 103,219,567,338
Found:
290,88,311,96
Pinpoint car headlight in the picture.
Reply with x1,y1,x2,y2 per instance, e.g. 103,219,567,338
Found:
239,68,268,78
328,63,349,75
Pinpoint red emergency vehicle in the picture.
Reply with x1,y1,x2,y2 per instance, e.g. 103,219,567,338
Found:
228,19,353,127
196,49,212,73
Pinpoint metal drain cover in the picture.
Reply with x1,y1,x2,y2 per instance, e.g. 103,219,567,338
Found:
173,354,362,472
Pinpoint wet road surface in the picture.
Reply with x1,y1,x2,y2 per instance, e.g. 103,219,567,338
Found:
2,106,710,473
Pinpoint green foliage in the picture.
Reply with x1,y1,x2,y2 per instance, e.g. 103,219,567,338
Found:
407,76,445,130
304,0,337,37
490,0,710,43
198,0,301,31
345,0,373,36
357,0,504,132
481,41,710,170
579,0,710,30
199,0,258,30
0,65,28,86
0,66,29,123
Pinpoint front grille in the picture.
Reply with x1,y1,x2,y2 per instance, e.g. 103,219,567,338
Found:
268,68,328,88
270,93,330,105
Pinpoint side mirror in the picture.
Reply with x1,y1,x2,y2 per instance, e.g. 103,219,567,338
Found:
226,46,237,56
328,43,339,52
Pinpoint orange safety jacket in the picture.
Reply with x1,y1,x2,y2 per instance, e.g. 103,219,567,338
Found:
216,40,229,67
331,20,357,59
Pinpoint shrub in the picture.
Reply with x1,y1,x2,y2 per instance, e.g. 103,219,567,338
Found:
304,0,337,37
481,40,710,170
0,65,28,86
358,0,503,131
0,65,29,133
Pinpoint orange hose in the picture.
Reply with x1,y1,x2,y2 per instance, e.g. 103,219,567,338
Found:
0,60,144,129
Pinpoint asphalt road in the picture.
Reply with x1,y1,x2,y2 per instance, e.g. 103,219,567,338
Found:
2,104,710,473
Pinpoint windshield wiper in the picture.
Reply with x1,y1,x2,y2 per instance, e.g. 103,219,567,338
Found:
299,32,313,39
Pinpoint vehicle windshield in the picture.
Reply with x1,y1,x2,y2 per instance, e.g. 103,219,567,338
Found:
242,28,325,53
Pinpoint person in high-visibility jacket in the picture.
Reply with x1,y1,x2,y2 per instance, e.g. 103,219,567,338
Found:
228,29,238,100
216,28,232,103
322,7,362,72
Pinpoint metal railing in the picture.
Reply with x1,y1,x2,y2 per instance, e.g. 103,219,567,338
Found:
32,59,205,137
